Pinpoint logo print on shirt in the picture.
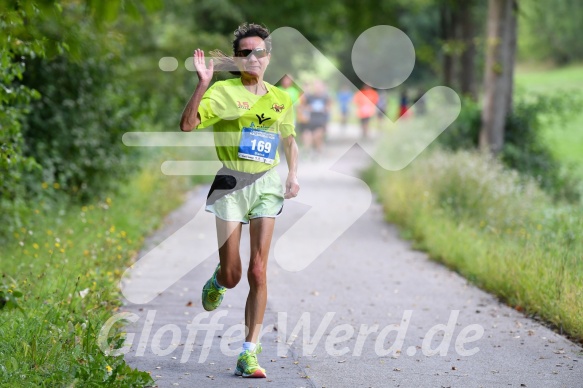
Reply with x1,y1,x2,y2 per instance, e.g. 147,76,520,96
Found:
272,103,284,113
256,113,271,124
237,101,250,110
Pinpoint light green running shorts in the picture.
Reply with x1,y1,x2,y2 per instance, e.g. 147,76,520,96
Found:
205,167,284,224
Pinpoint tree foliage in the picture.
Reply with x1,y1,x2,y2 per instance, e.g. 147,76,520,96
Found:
519,0,583,64
2,0,579,235
0,1,51,229
19,3,152,199
0,0,160,234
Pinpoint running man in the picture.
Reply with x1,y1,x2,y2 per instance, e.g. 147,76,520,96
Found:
301,79,330,156
337,84,353,129
353,83,379,139
179,23,300,378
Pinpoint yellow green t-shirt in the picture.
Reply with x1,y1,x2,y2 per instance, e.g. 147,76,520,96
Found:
196,78,296,173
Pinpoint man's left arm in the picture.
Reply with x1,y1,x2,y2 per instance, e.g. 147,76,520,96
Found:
282,135,299,199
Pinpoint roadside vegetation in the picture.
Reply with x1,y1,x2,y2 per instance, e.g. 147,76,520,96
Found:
366,65,583,342
0,150,193,386
3,0,583,385
366,148,583,341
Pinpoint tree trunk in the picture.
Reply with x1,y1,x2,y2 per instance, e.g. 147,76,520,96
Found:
459,0,477,99
504,1,517,116
440,4,457,89
479,0,518,155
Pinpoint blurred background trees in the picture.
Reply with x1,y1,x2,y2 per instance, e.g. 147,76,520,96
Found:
2,0,583,237
1,0,162,228
479,0,517,155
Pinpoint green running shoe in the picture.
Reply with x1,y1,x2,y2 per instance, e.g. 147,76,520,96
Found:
235,343,266,378
201,264,226,311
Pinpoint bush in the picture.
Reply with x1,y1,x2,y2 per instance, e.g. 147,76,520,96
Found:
0,24,44,235
1,1,153,238
437,92,582,201
20,54,146,200
502,93,581,201
370,148,583,341
437,96,481,151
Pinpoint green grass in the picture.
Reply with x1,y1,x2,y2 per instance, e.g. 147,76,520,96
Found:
515,64,583,178
365,65,583,344
0,148,208,386
367,149,583,343
515,64,583,92
545,113,583,180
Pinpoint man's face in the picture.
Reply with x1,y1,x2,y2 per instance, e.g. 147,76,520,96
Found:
236,36,271,78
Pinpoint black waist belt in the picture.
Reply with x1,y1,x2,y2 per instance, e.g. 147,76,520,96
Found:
206,166,269,206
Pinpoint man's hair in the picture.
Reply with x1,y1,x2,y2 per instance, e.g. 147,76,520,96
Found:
209,23,271,76
232,23,272,53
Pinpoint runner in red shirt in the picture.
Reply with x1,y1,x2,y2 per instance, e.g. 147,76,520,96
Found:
353,84,379,139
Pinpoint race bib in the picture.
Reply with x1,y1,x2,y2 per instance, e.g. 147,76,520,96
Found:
238,126,279,164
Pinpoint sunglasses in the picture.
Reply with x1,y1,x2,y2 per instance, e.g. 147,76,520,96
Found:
235,47,270,58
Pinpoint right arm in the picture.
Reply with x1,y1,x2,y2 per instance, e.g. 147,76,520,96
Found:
180,49,214,132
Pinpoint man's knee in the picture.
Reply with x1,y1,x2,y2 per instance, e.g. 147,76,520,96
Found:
248,257,267,288
219,266,241,289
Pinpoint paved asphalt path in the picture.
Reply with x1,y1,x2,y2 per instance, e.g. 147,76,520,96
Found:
122,124,582,387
